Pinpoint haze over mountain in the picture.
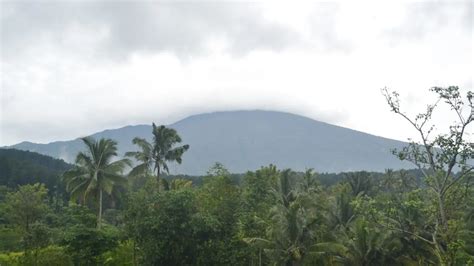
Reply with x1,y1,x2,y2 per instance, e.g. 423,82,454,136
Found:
7,110,411,174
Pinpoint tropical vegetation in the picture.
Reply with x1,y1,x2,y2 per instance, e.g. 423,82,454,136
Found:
0,86,472,265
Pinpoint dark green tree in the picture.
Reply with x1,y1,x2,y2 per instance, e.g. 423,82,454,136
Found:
126,124,189,186
338,219,402,266
4,184,49,236
196,163,246,265
62,137,130,228
240,165,279,265
125,189,201,265
245,170,332,266
4,183,52,264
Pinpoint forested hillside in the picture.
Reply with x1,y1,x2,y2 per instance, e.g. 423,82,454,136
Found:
0,148,72,190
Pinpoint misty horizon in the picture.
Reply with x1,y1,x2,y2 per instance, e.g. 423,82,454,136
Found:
1,1,472,146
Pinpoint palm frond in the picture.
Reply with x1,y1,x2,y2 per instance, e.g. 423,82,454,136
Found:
128,163,149,177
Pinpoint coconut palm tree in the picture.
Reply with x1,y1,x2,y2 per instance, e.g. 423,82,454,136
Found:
345,171,373,197
337,218,402,266
126,123,189,185
329,184,356,230
62,137,130,228
125,137,154,177
245,170,337,265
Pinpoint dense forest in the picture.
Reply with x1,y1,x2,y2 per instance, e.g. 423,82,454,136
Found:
0,149,72,189
0,87,473,265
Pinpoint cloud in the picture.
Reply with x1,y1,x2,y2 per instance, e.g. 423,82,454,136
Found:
382,1,472,44
307,3,353,53
1,1,303,61
0,1,472,146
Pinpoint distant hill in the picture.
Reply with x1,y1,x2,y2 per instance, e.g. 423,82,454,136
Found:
0,148,72,189
7,110,412,174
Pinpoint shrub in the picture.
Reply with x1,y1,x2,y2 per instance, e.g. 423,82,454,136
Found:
35,246,73,266
102,240,135,266
0,251,22,266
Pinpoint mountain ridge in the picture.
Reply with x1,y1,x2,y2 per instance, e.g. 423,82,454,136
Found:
6,110,412,174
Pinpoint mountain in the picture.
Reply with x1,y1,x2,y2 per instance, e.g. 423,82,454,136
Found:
0,148,73,188
6,110,412,174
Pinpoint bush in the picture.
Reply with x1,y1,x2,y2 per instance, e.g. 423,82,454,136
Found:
62,224,119,265
0,246,72,266
0,252,22,266
35,246,73,266
102,240,135,266
0,228,21,252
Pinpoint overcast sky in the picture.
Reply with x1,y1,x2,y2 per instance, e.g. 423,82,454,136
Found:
0,0,472,146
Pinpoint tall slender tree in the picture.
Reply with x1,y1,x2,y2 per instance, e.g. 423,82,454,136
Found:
126,123,189,185
62,137,130,228
382,86,474,264
125,137,153,177
245,170,333,265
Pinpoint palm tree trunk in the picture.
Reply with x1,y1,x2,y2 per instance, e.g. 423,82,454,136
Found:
98,189,103,229
156,165,161,191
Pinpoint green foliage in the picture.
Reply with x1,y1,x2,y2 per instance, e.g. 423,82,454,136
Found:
0,228,21,252
126,165,247,266
3,183,51,256
102,240,135,266
328,183,356,230
30,246,73,266
199,163,240,227
0,149,71,192
0,251,22,266
1,100,473,265
4,183,49,231
150,123,190,177
62,137,130,228
62,224,119,265
160,177,193,191
383,86,474,264
59,203,97,228
240,165,279,250
125,137,154,178
126,124,189,182
196,163,247,265
245,169,329,265
0,246,72,266
125,189,200,265
345,171,374,197
338,218,402,265
242,165,279,213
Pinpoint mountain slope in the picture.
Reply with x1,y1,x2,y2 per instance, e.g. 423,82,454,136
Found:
0,148,73,188
7,110,411,174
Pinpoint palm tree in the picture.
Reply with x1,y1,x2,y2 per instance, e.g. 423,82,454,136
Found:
125,137,153,177
126,123,189,185
329,184,356,230
345,171,373,197
337,219,401,266
62,137,130,228
245,169,335,266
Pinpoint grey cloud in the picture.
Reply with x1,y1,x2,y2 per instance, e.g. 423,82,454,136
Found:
1,2,87,55
99,2,300,57
383,1,472,44
308,3,353,53
1,1,300,60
